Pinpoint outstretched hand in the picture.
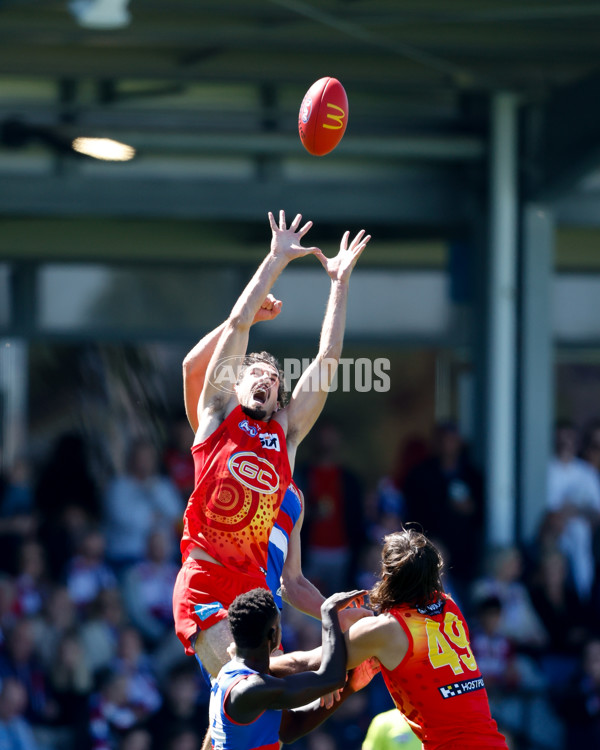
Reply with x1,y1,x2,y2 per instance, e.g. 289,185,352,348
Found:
339,604,374,632
315,229,370,283
269,210,321,261
321,589,368,616
252,294,282,324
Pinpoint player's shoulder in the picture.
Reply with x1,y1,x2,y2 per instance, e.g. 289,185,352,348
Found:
194,399,239,446
349,612,409,671
351,610,403,640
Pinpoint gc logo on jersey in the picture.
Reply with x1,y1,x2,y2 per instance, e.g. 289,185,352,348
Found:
228,451,280,494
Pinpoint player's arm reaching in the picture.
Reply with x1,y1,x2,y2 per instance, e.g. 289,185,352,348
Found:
273,610,407,676
281,500,373,629
195,210,320,443
182,294,282,433
281,503,326,618
224,590,366,723
275,614,405,743
274,228,371,467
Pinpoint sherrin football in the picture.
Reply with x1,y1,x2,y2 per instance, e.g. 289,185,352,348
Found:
298,77,348,156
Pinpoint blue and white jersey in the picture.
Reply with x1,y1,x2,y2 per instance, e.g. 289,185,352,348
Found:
266,483,303,609
209,661,281,750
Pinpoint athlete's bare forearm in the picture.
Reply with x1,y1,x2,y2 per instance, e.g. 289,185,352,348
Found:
183,322,227,432
284,279,349,446
269,647,322,677
281,574,325,620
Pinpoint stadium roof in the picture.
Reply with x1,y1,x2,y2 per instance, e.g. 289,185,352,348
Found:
1,0,600,232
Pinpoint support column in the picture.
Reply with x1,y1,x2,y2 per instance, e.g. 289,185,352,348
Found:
486,92,519,545
0,340,28,469
519,204,554,541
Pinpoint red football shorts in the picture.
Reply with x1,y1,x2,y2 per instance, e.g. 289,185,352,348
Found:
172,557,269,655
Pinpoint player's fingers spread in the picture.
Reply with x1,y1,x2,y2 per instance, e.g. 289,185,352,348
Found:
298,220,313,237
354,235,371,256
351,230,366,248
279,210,286,229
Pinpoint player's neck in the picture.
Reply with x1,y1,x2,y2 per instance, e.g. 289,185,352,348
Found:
235,649,271,674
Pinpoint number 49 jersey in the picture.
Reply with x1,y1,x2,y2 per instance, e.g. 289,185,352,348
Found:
380,594,508,750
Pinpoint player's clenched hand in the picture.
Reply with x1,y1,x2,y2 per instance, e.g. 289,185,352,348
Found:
315,229,370,283
319,689,342,709
339,604,374,632
321,589,368,617
253,294,282,324
344,658,381,695
268,210,321,261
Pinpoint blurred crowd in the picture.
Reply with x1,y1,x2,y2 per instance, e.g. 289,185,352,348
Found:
0,415,599,749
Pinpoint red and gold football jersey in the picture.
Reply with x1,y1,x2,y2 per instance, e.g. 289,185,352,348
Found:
181,405,291,579
380,594,508,749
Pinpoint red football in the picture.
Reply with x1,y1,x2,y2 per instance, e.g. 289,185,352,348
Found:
298,77,349,156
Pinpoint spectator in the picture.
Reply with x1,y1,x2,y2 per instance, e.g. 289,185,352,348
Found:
560,637,600,745
32,585,78,670
0,456,36,577
470,596,520,690
13,541,48,619
164,730,201,750
403,420,484,603
146,662,208,750
528,549,588,683
0,456,34,519
34,432,101,580
298,422,366,594
66,528,118,613
47,629,93,728
103,438,181,573
109,627,161,721
581,419,600,476
162,415,195,503
472,546,548,651
87,671,139,750
121,530,178,649
470,589,555,749
548,420,600,600
80,588,127,676
120,728,153,750
0,677,39,750
0,575,16,648
0,618,55,726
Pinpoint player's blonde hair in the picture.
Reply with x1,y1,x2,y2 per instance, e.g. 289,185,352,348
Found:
370,528,445,611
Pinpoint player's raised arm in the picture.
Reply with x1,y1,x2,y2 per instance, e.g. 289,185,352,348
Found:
280,500,373,628
226,590,366,724
182,295,282,433
195,211,319,441
277,228,370,459
275,615,400,744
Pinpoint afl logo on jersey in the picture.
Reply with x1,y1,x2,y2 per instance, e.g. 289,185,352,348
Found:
228,451,280,494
